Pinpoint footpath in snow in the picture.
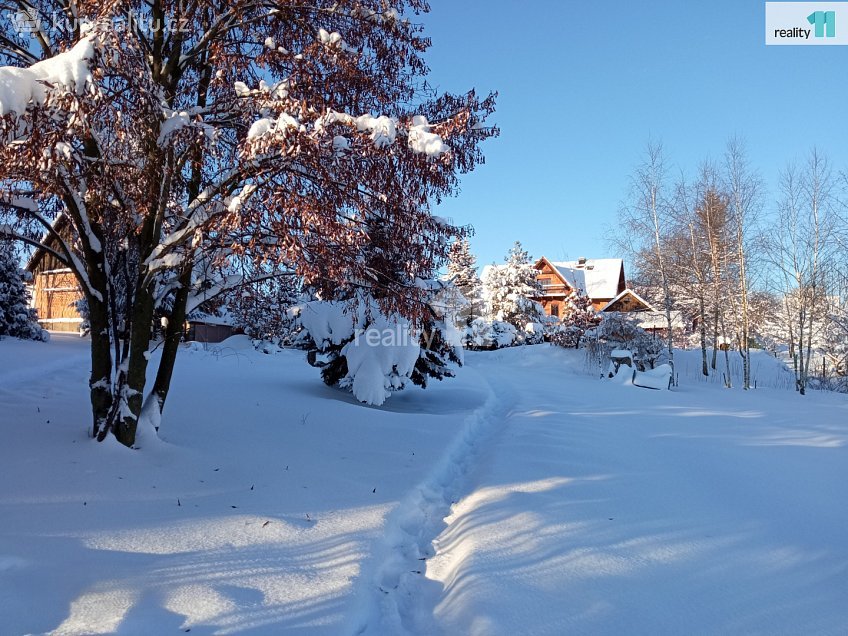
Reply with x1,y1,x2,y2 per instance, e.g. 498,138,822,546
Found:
1,336,847,634
420,346,848,635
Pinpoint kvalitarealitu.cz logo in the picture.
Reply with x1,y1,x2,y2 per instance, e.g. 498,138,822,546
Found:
766,2,848,45
6,8,191,35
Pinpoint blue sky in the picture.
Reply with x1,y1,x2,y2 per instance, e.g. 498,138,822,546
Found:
422,0,848,274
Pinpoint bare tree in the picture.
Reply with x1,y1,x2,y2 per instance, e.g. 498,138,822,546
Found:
619,142,676,373
696,167,733,386
723,138,762,391
671,171,711,377
765,150,837,394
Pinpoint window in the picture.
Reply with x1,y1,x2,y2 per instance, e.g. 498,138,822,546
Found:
550,302,559,317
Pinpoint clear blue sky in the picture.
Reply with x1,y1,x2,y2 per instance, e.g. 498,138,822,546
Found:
422,0,848,275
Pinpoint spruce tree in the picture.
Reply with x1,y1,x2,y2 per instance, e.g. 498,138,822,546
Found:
483,241,545,330
446,239,484,323
0,247,47,341
305,218,463,403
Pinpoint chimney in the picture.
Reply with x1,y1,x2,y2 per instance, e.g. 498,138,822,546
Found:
577,256,587,267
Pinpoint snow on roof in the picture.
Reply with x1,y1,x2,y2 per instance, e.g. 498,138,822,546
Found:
188,310,235,326
599,288,656,313
550,259,623,300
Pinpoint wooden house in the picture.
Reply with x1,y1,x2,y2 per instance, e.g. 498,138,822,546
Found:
25,216,85,332
598,288,654,313
185,312,238,343
533,256,626,317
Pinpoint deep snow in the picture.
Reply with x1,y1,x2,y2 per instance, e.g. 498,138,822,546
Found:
0,335,846,635
424,347,848,635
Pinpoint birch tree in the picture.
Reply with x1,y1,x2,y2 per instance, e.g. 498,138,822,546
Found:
672,171,713,377
620,142,675,372
765,150,837,394
723,138,762,391
695,169,732,385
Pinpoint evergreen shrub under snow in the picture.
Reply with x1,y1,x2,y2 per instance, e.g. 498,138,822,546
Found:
301,286,463,406
0,249,48,342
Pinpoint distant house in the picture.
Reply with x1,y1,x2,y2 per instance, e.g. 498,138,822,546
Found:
185,311,238,344
533,256,627,318
598,288,653,313
25,215,84,332
599,288,686,339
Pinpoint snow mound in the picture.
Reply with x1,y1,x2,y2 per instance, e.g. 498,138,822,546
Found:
632,363,672,390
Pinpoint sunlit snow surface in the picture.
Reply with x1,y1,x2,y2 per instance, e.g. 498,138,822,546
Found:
1,335,846,634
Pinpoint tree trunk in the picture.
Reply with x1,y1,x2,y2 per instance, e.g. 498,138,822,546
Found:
151,265,192,417
113,285,156,447
699,296,708,376
802,299,815,396
738,241,751,390
720,314,732,389
710,304,719,370
83,240,113,440
797,307,805,394
738,337,749,389
149,60,210,417
87,293,113,438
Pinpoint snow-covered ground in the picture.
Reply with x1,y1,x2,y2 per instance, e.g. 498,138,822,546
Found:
1,335,846,635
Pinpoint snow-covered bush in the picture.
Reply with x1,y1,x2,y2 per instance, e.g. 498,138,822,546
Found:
301,290,463,406
523,322,547,345
414,280,465,384
0,248,47,342
586,313,665,371
74,297,90,336
463,318,518,350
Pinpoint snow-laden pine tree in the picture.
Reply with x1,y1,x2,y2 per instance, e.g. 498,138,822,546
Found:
445,238,483,324
0,246,47,341
302,292,464,406
551,290,601,349
0,1,496,445
482,242,545,330
302,218,463,406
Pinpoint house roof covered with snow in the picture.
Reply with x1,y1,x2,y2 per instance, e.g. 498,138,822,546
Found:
599,288,656,313
541,257,625,301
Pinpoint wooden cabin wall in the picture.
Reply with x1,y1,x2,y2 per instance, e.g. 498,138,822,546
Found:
32,269,83,331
